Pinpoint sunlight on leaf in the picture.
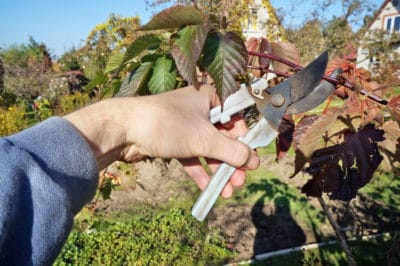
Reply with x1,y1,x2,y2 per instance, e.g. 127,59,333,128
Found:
270,42,301,73
378,121,400,174
170,23,210,87
139,6,205,31
203,32,248,103
388,95,400,123
117,62,153,97
123,35,162,65
302,124,384,201
105,51,124,74
148,57,176,94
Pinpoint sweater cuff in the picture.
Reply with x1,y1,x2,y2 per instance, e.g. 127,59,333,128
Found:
7,117,99,214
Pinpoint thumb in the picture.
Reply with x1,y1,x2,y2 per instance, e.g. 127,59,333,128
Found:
205,132,259,170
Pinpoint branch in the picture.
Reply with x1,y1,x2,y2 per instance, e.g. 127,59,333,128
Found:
318,197,357,266
248,51,388,105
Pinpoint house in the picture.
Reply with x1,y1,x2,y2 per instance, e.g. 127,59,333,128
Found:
357,0,400,73
241,0,285,41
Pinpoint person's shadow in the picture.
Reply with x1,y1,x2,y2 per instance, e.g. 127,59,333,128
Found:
249,180,306,259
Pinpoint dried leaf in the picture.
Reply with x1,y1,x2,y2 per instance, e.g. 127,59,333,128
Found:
203,31,248,103
302,124,384,201
170,23,210,87
276,115,294,161
139,6,205,31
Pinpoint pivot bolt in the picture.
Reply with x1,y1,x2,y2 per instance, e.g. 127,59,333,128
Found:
271,93,285,107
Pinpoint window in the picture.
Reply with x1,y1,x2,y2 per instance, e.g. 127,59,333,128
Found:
387,17,392,31
385,15,400,33
393,0,399,7
395,16,400,31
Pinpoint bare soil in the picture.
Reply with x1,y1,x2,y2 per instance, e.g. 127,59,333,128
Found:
96,156,400,261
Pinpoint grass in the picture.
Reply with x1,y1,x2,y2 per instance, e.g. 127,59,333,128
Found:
247,234,399,266
359,171,400,209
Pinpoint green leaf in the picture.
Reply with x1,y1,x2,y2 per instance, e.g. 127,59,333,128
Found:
141,53,163,63
170,24,210,87
117,62,153,97
148,57,177,94
123,35,162,64
105,51,124,74
139,6,205,31
202,31,248,103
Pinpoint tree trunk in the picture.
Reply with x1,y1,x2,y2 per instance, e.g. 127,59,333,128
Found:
318,196,357,266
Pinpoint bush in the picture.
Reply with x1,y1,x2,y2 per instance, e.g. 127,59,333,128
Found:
0,104,28,136
55,208,232,265
54,92,93,115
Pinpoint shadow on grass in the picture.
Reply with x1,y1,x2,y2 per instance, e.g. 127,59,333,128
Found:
245,179,306,260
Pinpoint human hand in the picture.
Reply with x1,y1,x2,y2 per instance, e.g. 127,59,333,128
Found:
65,85,259,197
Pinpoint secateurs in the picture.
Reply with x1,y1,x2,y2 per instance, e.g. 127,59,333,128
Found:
192,51,341,222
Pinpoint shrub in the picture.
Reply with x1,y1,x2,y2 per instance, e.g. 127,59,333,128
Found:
0,104,28,136
55,208,232,265
54,92,93,115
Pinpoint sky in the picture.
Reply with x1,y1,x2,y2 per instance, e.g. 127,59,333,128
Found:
0,0,168,57
0,0,384,57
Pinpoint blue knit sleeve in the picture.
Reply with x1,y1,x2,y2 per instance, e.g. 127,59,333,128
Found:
0,117,99,265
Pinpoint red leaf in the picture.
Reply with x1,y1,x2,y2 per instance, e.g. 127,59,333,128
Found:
270,42,301,73
275,115,294,161
388,95,400,123
344,81,383,124
290,115,319,178
245,37,271,77
301,124,384,201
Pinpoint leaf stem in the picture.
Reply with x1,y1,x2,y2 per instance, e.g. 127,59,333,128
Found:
247,51,388,105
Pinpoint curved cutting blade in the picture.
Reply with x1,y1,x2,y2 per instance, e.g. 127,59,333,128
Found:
286,68,342,114
259,51,329,130
289,51,329,103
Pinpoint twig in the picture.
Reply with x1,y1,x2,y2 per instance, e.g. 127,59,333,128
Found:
318,196,357,266
247,51,388,105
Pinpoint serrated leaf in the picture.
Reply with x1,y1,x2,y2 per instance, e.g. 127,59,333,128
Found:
117,62,153,97
344,80,383,124
123,35,162,64
139,6,205,31
105,51,124,74
203,31,248,103
148,57,177,94
291,111,362,178
388,95,400,122
170,24,209,87
302,124,384,201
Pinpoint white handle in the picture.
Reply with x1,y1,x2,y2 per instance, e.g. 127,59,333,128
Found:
192,118,278,221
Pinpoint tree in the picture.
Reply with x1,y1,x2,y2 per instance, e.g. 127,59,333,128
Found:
0,37,54,102
78,14,141,80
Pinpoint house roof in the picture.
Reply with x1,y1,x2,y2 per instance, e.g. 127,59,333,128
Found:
366,0,391,31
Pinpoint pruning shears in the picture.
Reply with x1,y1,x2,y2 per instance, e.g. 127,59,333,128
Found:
192,51,341,221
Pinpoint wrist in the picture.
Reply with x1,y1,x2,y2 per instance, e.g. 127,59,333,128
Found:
64,98,128,170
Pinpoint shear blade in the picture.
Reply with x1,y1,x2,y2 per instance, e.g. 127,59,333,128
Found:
289,51,328,103
286,68,342,114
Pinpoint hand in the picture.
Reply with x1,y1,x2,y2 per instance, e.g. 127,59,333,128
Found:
65,85,259,197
